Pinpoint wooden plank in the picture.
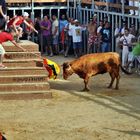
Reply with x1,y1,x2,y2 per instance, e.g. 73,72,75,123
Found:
82,0,139,11
6,0,66,3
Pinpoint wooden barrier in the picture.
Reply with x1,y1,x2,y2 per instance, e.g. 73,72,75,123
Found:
82,0,139,11
6,0,66,3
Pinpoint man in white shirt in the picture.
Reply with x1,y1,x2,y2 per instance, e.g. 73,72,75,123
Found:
64,18,74,57
71,19,86,57
52,15,59,55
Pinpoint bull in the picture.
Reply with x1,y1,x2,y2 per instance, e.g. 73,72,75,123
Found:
62,52,130,91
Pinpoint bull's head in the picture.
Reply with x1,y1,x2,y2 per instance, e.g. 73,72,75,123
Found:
62,62,74,80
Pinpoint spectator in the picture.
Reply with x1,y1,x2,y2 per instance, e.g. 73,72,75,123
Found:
64,17,74,57
52,14,59,55
129,23,138,37
59,14,68,33
59,14,68,53
71,19,86,57
119,28,136,70
100,21,111,52
34,17,41,48
87,18,97,53
114,23,122,57
121,21,127,35
40,15,52,56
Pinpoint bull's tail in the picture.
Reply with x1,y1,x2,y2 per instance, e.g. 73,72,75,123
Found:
120,65,132,75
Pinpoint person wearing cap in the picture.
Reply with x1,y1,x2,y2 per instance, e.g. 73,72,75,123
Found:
71,19,86,57
7,12,38,42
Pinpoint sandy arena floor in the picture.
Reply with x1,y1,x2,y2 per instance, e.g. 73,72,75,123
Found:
0,55,140,140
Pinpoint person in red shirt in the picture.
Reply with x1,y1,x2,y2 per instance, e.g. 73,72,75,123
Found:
7,12,38,42
0,29,25,68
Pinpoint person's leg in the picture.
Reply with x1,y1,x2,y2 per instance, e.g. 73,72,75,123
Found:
16,27,23,42
0,18,6,31
134,1,139,15
0,44,6,68
47,35,53,56
129,0,134,15
65,35,71,57
101,42,107,52
73,43,78,58
122,46,129,68
127,52,134,72
78,42,82,57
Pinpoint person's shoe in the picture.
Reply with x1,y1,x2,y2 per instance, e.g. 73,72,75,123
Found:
49,53,53,57
0,64,7,69
128,67,132,73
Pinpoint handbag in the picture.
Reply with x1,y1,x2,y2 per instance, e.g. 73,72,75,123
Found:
123,36,132,52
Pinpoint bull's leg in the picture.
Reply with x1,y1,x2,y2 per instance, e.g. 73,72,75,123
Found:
114,71,120,90
83,76,90,91
108,72,115,88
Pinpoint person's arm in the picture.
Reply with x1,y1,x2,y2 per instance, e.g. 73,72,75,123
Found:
24,20,38,34
0,5,6,19
11,40,26,52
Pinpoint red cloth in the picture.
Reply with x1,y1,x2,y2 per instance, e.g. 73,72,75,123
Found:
61,28,65,45
26,20,33,32
8,16,24,27
0,32,14,43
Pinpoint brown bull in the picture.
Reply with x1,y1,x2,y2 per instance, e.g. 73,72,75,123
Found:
62,52,130,91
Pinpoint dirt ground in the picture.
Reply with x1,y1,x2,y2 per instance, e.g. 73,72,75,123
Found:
0,55,140,140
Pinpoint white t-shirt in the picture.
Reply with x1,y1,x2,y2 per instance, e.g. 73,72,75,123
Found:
97,26,102,34
66,23,74,36
52,19,59,35
71,25,86,43
120,34,135,46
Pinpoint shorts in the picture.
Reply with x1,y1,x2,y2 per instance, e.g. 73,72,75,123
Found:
43,35,51,46
0,44,6,55
73,42,82,49
53,35,58,45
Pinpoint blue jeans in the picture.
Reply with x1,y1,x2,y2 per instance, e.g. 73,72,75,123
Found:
101,42,110,52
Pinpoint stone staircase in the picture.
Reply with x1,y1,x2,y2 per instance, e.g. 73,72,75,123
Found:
0,40,52,99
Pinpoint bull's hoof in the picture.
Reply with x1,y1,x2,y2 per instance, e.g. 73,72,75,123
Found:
82,88,90,92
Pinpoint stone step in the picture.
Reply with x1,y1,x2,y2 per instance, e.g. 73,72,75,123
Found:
3,59,43,67
0,67,48,76
5,52,41,60
0,82,50,92
0,91,52,100
3,40,39,52
0,75,48,84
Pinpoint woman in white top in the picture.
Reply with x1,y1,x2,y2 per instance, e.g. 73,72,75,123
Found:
119,28,135,69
